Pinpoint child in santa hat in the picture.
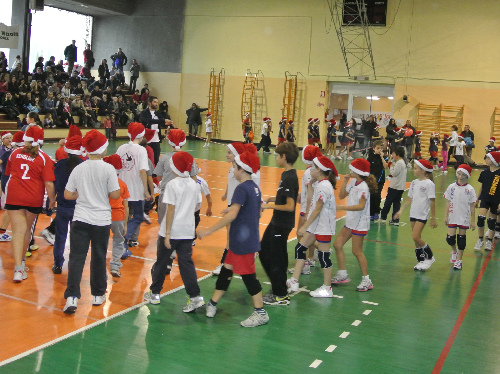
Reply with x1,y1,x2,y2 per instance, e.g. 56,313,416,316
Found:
413,130,422,160
144,151,205,312
485,137,497,154
287,155,338,297
204,112,212,147
198,151,268,327
313,118,322,149
63,129,121,313
51,135,84,274
103,154,130,278
285,120,295,143
436,134,450,173
474,151,500,251
276,117,287,148
325,119,338,158
339,119,355,160
444,164,476,270
307,118,315,145
394,159,438,271
331,158,376,291
256,117,272,153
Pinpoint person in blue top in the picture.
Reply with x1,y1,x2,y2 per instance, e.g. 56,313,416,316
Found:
52,136,84,274
198,151,268,328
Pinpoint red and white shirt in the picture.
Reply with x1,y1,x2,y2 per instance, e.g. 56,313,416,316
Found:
300,166,312,214
345,179,370,232
408,178,436,220
444,182,477,227
306,179,336,235
5,148,55,207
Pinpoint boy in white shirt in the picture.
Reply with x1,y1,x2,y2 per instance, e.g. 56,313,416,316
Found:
204,112,212,148
63,130,121,314
380,146,407,226
144,152,204,312
454,135,466,169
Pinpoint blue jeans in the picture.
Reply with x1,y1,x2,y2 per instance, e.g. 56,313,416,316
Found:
53,205,75,267
124,200,144,249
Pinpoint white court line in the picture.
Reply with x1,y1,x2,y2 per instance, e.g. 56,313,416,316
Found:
332,295,344,299
0,272,214,367
339,331,350,338
309,359,322,368
352,320,362,326
325,345,337,352
363,309,372,315
122,252,213,274
362,300,379,306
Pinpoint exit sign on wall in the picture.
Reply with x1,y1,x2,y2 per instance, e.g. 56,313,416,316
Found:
343,0,388,26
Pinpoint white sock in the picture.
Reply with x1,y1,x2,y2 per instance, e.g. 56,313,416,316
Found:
362,275,370,281
338,270,348,277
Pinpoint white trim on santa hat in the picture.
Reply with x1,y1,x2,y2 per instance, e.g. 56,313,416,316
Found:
414,159,434,172
301,145,317,165
234,154,253,174
227,143,243,157
23,134,43,146
128,129,145,141
168,137,186,150
87,140,109,155
313,157,332,172
169,156,190,177
456,165,471,178
1,132,12,140
349,164,370,177
486,152,500,166
64,145,82,155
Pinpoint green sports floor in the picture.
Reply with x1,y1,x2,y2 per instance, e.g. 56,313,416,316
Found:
1,139,499,374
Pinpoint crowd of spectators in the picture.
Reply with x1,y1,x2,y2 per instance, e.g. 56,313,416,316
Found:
0,46,169,130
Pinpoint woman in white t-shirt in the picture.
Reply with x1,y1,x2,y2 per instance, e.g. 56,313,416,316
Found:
394,159,438,271
443,164,476,270
287,156,338,298
332,158,377,292
203,113,212,148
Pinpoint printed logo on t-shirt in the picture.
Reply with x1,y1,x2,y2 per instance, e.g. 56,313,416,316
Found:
120,152,136,172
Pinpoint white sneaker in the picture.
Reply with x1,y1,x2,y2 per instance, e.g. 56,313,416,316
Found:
143,213,151,224
450,251,457,263
240,311,269,327
335,156,342,160
418,257,436,270
63,296,78,314
0,232,12,241
347,156,354,160
495,231,500,239
13,266,28,283
443,171,448,174
356,278,374,292
40,228,55,245
331,272,350,284
414,261,424,270
212,264,223,275
144,290,160,305
474,239,484,251
485,230,491,238
484,240,493,251
182,296,205,313
206,302,217,317
288,264,311,275
92,295,106,306
286,277,299,293
309,284,333,298
454,260,462,270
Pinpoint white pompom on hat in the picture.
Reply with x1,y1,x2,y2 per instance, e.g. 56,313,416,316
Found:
349,158,371,176
234,151,260,174
23,126,44,146
128,122,145,141
83,129,108,155
169,151,194,177
64,135,83,155
168,129,187,150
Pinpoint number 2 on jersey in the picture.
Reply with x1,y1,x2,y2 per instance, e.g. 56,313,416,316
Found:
21,164,30,180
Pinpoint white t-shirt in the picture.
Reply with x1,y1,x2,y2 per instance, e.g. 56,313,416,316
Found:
226,166,260,205
408,178,436,220
450,131,458,147
205,118,212,133
154,152,198,192
300,166,312,214
444,182,477,227
159,177,201,239
345,179,370,232
65,160,120,226
261,122,268,136
195,176,210,211
149,110,160,143
455,141,465,156
306,179,336,235
116,142,149,201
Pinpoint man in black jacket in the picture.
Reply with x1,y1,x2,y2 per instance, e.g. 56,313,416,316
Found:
140,96,169,164
63,40,77,74
186,103,208,138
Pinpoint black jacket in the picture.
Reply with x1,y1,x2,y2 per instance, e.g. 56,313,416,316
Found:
186,107,208,126
140,108,166,141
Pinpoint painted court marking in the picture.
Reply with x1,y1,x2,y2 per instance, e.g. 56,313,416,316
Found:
363,310,372,315
362,300,379,305
309,359,322,368
325,345,337,352
352,320,362,326
339,331,350,339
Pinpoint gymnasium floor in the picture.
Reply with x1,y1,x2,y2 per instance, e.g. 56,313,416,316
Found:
0,138,499,374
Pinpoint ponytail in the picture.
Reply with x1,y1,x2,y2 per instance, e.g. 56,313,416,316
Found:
362,174,378,194
426,171,434,182
328,171,337,190
22,144,39,158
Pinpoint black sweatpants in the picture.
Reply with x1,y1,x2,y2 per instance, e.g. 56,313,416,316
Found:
259,223,292,297
370,181,385,216
380,187,404,222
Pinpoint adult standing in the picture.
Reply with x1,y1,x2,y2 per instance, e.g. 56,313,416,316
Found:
385,118,397,151
110,48,128,75
140,96,169,165
129,59,140,92
364,115,377,151
461,125,475,160
403,119,416,166
4,126,55,282
64,40,77,74
83,44,94,69
186,103,208,138
98,59,110,81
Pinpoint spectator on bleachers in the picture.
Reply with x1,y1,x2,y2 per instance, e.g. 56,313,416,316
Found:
45,56,56,70
54,60,65,73
103,86,112,102
114,85,124,97
43,112,55,128
117,96,129,127
62,97,74,126
48,82,60,97
19,92,33,113
83,95,97,124
36,81,47,99
18,78,28,96
33,67,46,82
81,81,90,97
90,84,102,99
10,64,23,82
46,72,55,86
71,95,87,127
159,100,169,119
131,90,140,103
0,52,8,74
69,71,81,89
140,83,149,96
88,78,103,91
80,63,92,81
115,71,125,85
9,75,19,101
0,74,9,100
98,59,110,81
10,55,21,72
33,57,44,73
129,59,140,92
108,96,120,117
105,76,119,92
110,48,127,75
64,40,77,74
41,92,58,122
98,95,110,116
60,82,72,99
73,82,84,97
0,92,20,120
83,44,95,69
141,88,149,103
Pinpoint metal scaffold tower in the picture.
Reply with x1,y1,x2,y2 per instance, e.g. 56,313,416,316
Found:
327,0,376,78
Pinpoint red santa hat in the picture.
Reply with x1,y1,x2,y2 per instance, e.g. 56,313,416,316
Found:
308,118,314,124
288,120,294,125
244,143,258,155
314,118,320,123
443,134,449,139
206,113,212,117
23,126,44,146
128,122,145,141
374,124,381,130
415,159,434,172
168,129,187,150
12,131,24,146
64,135,83,155
67,124,82,139
456,164,472,179
83,129,108,155
490,137,496,142
302,145,321,165
344,121,352,127
349,158,371,176
234,151,260,174
457,134,464,139
313,156,338,177
329,119,337,125
486,151,500,166
265,117,271,122
1,131,12,140
145,128,157,143
281,116,287,121
169,151,194,177
245,112,250,117
103,154,123,170
416,130,422,136
227,142,245,156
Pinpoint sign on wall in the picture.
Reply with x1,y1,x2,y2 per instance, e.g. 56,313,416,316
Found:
0,23,19,49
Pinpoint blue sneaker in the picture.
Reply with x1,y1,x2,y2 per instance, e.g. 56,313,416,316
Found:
373,213,379,220
121,249,132,260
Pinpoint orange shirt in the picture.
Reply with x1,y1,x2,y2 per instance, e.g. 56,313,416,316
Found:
110,178,130,222
55,146,67,161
